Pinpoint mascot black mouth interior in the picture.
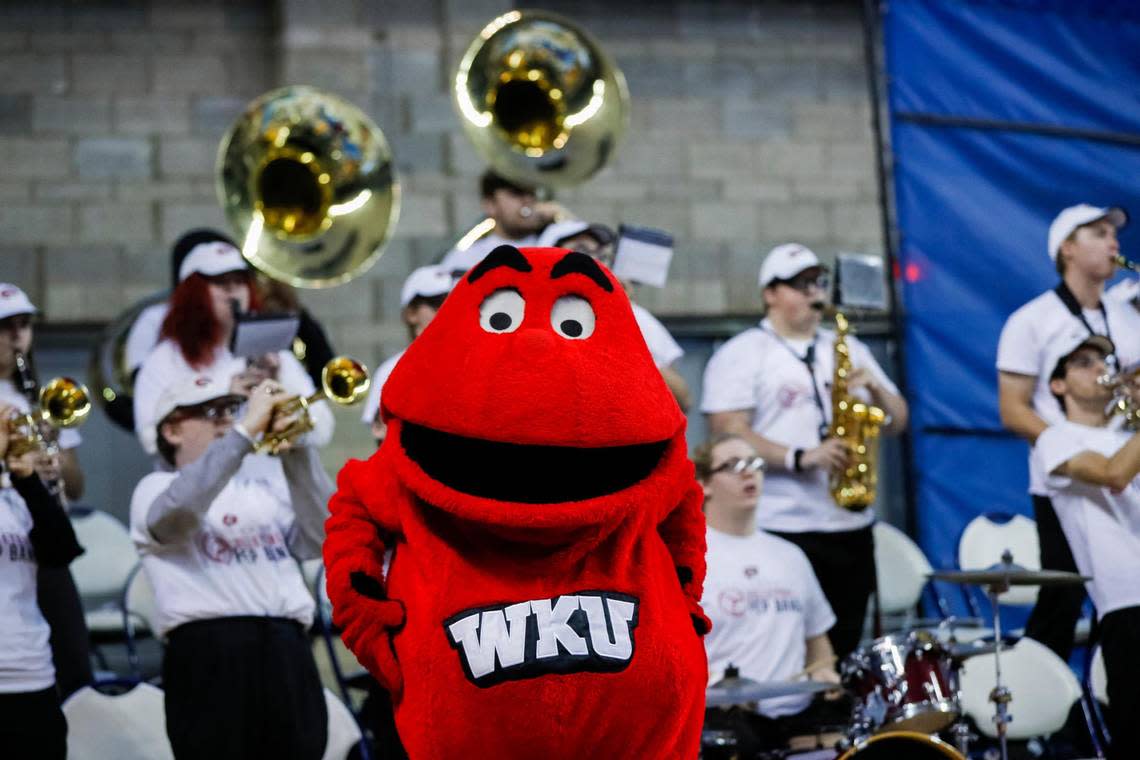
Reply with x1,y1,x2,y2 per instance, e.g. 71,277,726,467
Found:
324,246,709,759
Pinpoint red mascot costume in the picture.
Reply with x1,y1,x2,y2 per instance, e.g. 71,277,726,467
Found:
324,246,709,759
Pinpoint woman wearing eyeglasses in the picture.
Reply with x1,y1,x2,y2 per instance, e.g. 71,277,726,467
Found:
695,433,845,754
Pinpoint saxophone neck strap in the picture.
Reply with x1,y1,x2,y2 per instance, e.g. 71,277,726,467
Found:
762,323,829,440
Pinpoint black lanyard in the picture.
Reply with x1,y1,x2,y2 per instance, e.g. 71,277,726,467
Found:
762,324,829,440
1053,282,1118,368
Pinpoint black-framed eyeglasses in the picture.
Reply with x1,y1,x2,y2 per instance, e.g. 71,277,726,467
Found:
183,399,243,422
775,273,830,294
711,456,766,476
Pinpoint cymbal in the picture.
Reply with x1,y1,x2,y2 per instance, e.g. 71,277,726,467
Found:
705,679,834,707
929,563,1089,587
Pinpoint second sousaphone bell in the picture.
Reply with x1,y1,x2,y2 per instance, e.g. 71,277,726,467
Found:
453,10,629,189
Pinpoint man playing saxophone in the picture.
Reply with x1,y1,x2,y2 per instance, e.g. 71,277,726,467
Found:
701,244,908,660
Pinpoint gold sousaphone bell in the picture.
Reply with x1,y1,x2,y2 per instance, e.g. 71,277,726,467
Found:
216,85,401,288
453,10,629,189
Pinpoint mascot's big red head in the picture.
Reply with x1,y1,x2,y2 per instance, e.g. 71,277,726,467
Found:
380,245,689,532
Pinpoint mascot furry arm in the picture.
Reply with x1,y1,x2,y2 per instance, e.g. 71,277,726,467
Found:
324,246,709,759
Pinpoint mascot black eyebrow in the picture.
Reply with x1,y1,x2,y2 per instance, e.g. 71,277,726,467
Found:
324,245,709,759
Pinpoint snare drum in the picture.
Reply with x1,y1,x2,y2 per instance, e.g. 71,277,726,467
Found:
842,630,959,734
837,730,964,759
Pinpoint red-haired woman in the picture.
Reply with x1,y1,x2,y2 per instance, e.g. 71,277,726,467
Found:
133,233,333,460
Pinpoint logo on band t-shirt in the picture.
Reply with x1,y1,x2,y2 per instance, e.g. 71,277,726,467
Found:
0,532,34,563
445,590,640,688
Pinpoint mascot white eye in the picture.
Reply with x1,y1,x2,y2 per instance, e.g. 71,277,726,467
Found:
550,295,595,340
479,289,525,333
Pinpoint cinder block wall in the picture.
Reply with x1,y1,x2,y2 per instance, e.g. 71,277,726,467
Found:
1,0,882,466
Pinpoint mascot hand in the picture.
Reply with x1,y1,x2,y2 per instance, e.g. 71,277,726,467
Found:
690,602,712,636
327,559,406,695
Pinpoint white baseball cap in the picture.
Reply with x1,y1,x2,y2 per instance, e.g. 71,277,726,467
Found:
538,220,616,249
153,375,242,429
758,243,824,288
177,241,248,282
400,265,453,308
1047,204,1127,261
0,283,37,320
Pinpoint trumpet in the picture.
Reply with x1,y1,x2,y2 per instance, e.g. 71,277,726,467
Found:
1098,361,1140,431
5,376,92,458
255,356,369,454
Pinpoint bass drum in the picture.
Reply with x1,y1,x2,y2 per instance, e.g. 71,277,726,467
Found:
838,731,964,760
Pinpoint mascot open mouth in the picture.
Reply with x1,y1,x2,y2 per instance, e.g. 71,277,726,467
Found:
401,421,669,504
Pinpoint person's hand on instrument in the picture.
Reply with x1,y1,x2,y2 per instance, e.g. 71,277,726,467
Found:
800,438,849,474
242,380,286,439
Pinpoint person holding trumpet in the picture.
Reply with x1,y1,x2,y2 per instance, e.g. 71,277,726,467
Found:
0,284,93,699
129,373,333,759
0,399,85,758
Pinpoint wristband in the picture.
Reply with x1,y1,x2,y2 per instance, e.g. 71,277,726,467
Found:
793,449,805,473
784,448,797,472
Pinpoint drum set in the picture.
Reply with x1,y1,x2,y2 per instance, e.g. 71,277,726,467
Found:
702,552,1089,760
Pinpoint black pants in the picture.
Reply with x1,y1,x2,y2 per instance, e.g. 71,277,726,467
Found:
36,565,94,698
1099,607,1140,760
0,685,67,760
164,617,328,760
1024,495,1086,661
767,526,876,662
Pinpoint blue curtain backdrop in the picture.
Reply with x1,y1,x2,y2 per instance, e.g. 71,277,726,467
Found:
883,0,1140,612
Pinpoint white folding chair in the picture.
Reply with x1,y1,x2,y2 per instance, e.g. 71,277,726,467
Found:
121,563,159,678
874,521,934,624
1090,645,1108,705
958,513,1041,607
63,682,174,760
323,687,364,760
69,508,139,637
958,636,1081,739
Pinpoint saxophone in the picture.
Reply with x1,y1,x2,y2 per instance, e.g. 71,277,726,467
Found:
828,312,886,510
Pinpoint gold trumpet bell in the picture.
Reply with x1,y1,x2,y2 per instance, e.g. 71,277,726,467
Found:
217,86,401,288
454,10,629,188
39,377,92,428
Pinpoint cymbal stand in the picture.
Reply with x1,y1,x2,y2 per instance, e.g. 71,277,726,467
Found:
985,550,1015,760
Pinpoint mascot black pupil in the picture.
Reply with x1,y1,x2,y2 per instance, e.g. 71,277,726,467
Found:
561,320,582,337
490,312,512,330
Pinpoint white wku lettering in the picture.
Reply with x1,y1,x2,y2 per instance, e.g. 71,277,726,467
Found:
444,591,640,687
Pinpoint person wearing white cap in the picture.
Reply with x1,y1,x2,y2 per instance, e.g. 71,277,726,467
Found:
1032,334,1140,759
700,243,908,661
0,283,93,700
0,399,84,758
997,202,1140,661
360,265,455,443
132,237,333,460
438,170,573,274
540,220,693,410
129,374,332,758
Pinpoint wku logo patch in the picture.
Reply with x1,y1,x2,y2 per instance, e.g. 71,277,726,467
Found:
444,590,640,688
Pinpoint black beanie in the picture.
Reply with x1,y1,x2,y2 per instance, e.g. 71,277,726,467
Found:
170,228,239,287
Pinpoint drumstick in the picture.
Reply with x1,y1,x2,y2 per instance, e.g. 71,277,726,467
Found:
793,654,838,680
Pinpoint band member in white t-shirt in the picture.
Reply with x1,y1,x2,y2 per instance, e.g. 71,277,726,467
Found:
130,375,332,759
696,434,844,753
701,244,908,660
0,401,84,759
0,284,92,699
997,203,1140,661
538,220,693,411
360,265,455,445
1032,334,1140,759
